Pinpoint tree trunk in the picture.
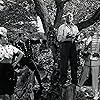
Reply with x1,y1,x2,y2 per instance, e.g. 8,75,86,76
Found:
60,84,77,100
54,0,64,29
33,0,51,35
54,0,71,29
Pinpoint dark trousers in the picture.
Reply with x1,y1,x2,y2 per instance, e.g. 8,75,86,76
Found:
0,63,16,95
59,41,78,85
19,57,42,88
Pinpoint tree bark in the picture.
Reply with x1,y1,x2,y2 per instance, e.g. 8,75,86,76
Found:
54,1,64,29
61,84,77,100
54,0,70,29
33,0,51,34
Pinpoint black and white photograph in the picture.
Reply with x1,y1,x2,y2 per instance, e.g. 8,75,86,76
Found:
0,0,100,100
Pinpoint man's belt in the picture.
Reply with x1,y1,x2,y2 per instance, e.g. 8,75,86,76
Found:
59,38,72,43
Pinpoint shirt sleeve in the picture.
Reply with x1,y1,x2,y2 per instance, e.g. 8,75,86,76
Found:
57,25,64,41
57,25,63,36
11,45,24,54
86,36,92,46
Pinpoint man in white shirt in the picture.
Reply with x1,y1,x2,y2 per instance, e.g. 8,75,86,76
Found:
57,12,79,86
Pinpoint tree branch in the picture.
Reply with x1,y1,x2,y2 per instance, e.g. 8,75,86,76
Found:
33,0,51,34
76,7,100,31
54,0,71,29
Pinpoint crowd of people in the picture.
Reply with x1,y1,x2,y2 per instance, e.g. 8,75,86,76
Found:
57,12,100,100
0,27,46,99
0,12,100,100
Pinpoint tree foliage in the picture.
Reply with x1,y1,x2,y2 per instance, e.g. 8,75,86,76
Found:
0,0,100,99
0,0,100,35
0,0,38,41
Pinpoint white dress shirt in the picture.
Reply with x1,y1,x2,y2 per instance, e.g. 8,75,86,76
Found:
57,23,79,42
0,44,23,62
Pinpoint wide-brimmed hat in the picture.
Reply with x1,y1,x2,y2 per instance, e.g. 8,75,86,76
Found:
0,27,7,37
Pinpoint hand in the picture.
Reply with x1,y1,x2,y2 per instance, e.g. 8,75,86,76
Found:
66,35,72,38
40,39,43,43
93,53,99,57
72,34,75,38
12,62,17,68
61,36,67,42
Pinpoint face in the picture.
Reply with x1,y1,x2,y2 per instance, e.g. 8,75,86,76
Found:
66,14,73,23
0,35,8,45
19,33,28,42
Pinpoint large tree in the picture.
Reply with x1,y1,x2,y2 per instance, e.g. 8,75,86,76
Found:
1,0,100,39
33,0,100,32
32,0,100,63
0,0,100,99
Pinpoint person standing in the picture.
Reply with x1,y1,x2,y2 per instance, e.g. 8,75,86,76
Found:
90,31,100,100
79,32,93,87
0,27,24,96
14,33,43,95
57,12,79,86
